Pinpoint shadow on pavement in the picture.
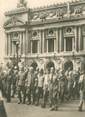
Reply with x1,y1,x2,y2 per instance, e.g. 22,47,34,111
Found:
0,101,8,117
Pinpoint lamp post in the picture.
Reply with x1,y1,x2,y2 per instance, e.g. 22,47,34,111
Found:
12,32,20,70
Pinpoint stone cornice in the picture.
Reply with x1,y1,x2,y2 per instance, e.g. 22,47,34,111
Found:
31,0,85,13
30,3,67,13
4,24,25,29
5,28,25,33
28,18,85,31
30,15,85,26
5,0,85,16
5,7,29,16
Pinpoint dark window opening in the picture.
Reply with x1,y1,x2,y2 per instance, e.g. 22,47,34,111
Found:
33,31,37,37
48,39,54,52
48,30,54,35
32,40,38,53
66,38,72,51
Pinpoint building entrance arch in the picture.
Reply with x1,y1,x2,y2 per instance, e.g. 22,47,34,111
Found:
30,61,38,71
64,60,73,71
46,61,55,72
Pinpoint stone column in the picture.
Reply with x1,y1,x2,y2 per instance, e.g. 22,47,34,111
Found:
19,32,21,55
59,28,63,52
28,30,31,54
25,29,28,55
12,43,14,56
38,40,40,54
38,31,41,53
21,32,23,55
83,36,85,51
8,34,10,56
72,37,75,51
55,29,58,52
5,34,7,56
44,30,47,53
41,30,45,53
31,41,32,54
75,26,78,51
79,26,83,51
5,33,8,56
9,34,11,56
64,38,66,52
40,30,42,53
10,34,12,56
47,39,48,53
11,39,12,56
23,32,26,55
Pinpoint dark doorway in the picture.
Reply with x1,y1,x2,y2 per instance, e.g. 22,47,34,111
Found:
46,61,55,72
66,38,72,51
31,62,38,71
64,60,73,71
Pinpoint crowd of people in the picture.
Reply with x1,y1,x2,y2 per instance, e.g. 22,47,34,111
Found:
0,62,85,112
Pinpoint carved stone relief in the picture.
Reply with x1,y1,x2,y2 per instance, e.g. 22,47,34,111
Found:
4,16,24,27
56,8,64,19
74,6,82,16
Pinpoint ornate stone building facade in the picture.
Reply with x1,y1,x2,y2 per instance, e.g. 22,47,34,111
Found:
4,0,85,71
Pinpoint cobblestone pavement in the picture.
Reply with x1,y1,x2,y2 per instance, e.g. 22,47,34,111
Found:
3,98,85,117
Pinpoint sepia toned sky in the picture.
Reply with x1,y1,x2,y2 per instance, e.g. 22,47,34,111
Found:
0,0,72,61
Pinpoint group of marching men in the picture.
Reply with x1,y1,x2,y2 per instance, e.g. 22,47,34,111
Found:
0,63,85,111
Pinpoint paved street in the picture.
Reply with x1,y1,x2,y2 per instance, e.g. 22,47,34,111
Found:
3,98,85,117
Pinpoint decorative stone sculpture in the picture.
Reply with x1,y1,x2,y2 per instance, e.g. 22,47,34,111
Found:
17,0,27,8
74,6,82,15
56,8,64,19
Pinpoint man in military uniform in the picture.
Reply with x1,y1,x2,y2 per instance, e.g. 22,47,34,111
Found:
49,67,55,107
36,69,44,106
11,68,18,98
50,68,59,111
72,69,80,99
32,70,38,105
42,69,49,108
78,70,85,111
17,66,27,104
6,68,13,102
66,67,74,100
58,70,66,103
25,67,34,105
50,77,59,111
0,70,7,97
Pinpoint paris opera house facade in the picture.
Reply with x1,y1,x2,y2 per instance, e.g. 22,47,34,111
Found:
4,0,85,71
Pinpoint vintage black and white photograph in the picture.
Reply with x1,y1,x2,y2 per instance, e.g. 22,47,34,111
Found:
0,0,85,117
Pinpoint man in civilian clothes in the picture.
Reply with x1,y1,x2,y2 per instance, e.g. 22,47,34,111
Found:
6,68,13,102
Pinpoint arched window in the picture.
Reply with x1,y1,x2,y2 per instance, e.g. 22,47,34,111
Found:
46,61,55,72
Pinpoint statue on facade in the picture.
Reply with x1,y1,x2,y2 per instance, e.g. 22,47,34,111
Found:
17,0,27,8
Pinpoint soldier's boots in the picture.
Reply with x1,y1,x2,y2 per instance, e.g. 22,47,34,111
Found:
78,102,83,112
18,100,22,104
50,106,58,111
